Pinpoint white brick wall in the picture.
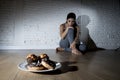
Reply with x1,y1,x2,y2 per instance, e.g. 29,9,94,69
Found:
0,0,120,49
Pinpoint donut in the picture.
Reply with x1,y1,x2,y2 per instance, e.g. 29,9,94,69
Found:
39,53,56,69
26,54,38,65
40,53,48,59
41,60,54,70
26,54,37,60
47,60,56,69
27,65,45,70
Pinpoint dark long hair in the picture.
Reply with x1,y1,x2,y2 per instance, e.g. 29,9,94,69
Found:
66,12,78,27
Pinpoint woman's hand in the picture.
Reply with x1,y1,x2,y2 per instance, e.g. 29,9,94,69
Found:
66,26,74,32
60,24,74,39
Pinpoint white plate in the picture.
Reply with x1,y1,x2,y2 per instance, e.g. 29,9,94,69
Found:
18,61,62,72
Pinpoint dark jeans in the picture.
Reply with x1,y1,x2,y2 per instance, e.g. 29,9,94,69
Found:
59,28,86,52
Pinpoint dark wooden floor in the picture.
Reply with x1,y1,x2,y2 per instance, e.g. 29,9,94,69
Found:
0,49,120,80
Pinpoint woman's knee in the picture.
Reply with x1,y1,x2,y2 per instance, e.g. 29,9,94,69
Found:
68,28,74,34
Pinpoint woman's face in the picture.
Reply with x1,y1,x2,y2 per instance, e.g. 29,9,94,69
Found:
67,18,75,26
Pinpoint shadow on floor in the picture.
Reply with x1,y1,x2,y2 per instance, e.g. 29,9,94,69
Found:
34,61,78,75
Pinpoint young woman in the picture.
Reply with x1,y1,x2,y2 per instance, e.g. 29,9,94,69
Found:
56,12,83,55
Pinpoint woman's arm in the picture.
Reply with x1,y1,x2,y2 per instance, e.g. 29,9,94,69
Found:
60,24,68,39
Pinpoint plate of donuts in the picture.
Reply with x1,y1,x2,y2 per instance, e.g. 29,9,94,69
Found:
18,53,62,72
18,61,62,72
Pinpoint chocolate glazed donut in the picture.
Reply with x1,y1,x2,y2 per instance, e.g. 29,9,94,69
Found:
40,54,56,70
26,54,45,70
26,54,38,65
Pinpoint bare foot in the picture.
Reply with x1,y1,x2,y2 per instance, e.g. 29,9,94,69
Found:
72,49,82,55
56,47,64,52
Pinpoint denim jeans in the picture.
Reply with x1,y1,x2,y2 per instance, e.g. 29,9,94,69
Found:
59,28,87,52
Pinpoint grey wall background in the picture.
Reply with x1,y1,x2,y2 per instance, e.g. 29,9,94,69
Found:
0,0,120,49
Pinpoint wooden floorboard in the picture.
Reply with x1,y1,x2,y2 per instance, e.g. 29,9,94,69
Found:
0,49,120,80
